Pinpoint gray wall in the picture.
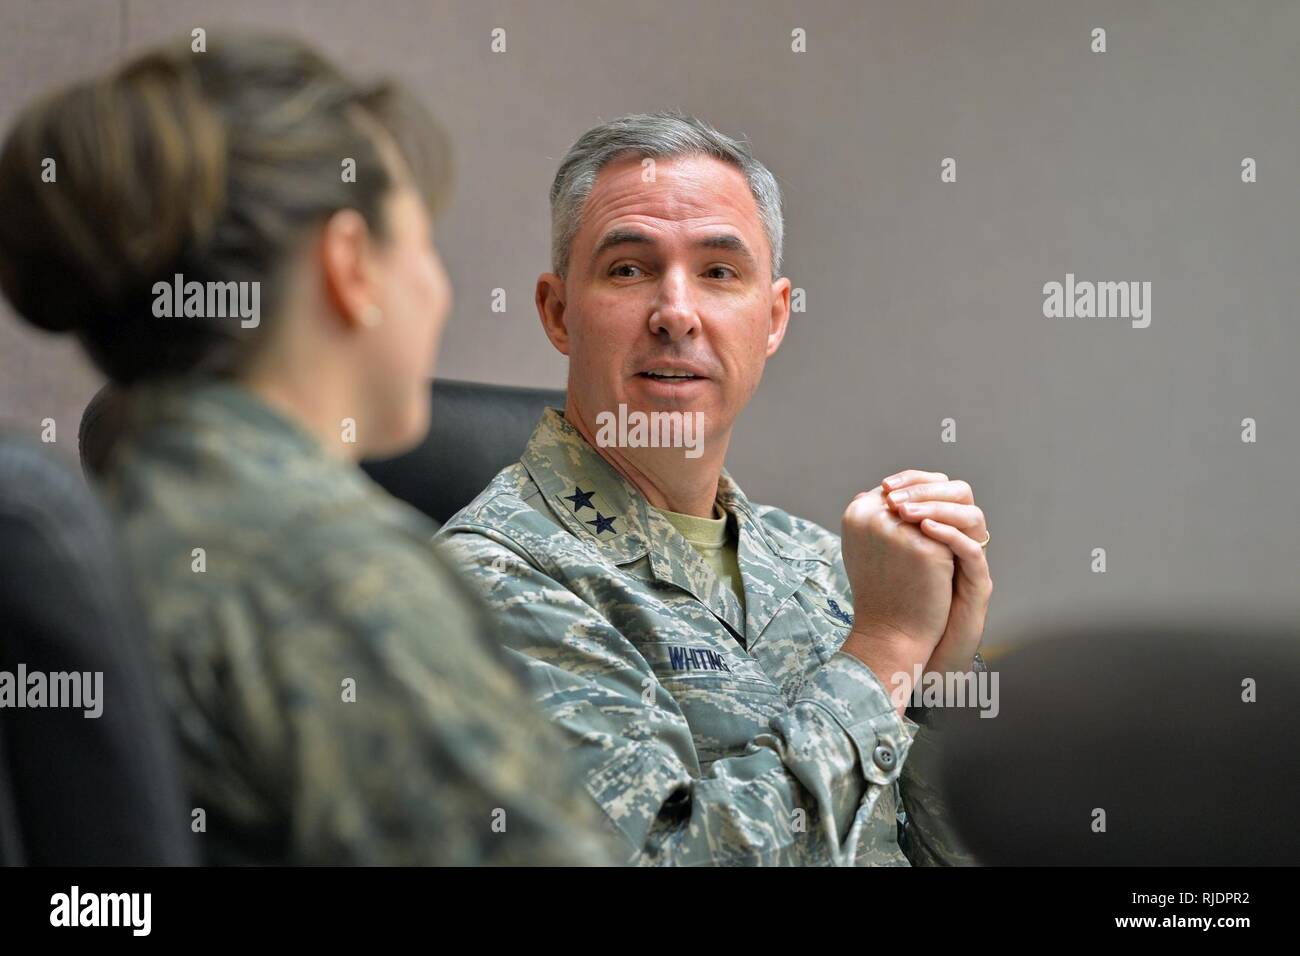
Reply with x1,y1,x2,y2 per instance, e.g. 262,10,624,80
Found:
2,1,1296,646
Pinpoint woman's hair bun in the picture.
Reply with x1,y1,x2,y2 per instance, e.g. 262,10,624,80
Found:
0,49,227,336
0,33,451,384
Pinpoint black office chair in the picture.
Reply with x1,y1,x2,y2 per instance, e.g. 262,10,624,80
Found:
80,379,563,526
78,379,131,481
939,618,1300,865
0,434,195,864
361,379,563,524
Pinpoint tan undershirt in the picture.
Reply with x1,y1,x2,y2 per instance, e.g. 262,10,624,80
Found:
651,503,746,615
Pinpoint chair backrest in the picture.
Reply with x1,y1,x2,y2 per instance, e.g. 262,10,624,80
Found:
0,434,195,864
78,380,131,480
362,379,563,524
939,619,1300,865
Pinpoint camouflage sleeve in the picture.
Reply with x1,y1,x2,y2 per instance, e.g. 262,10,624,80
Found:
794,513,982,867
439,525,916,867
196,535,616,865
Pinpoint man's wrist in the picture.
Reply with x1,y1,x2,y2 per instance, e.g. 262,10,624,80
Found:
841,625,932,715
843,623,929,667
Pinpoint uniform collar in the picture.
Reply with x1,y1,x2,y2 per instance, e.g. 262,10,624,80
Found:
125,378,330,464
521,408,827,645
114,378,387,522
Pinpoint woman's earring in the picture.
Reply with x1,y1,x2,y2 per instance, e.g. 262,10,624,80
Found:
360,304,384,328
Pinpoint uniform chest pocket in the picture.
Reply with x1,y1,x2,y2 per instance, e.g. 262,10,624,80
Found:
790,585,856,667
639,641,785,764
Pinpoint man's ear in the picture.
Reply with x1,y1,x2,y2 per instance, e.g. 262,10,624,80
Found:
536,273,571,355
765,275,792,358
319,208,378,331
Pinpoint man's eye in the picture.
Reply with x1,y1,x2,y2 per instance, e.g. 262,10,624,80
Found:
610,263,644,278
705,265,737,279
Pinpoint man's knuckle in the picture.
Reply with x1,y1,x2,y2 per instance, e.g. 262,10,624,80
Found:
866,509,893,532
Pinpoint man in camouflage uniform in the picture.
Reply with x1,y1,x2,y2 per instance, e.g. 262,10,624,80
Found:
103,380,616,865
436,112,994,866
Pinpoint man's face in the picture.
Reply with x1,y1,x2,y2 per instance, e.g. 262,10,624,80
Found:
538,154,790,455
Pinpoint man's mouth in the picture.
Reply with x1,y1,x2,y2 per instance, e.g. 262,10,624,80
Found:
639,368,705,382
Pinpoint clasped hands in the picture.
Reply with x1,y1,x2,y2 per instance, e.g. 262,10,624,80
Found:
839,470,993,716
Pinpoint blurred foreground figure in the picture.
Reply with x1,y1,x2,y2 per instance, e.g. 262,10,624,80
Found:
940,619,1300,865
0,34,613,865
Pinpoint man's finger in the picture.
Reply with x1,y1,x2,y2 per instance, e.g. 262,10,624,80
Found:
893,501,986,536
880,470,948,494
886,479,973,509
918,518,991,585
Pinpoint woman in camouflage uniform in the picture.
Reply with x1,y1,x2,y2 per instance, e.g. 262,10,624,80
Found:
0,33,612,865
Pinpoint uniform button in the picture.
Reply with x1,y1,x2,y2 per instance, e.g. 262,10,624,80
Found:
872,745,896,770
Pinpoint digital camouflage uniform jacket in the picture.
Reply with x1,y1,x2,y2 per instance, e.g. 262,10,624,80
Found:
437,408,980,866
102,383,614,865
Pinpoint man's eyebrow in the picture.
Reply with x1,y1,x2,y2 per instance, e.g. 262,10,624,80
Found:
592,228,656,260
695,233,758,268
591,229,759,269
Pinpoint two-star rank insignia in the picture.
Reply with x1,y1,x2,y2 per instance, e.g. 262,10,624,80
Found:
564,486,595,512
564,485,616,536
587,512,617,536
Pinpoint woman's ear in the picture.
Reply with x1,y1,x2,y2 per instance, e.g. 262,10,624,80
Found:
319,208,380,331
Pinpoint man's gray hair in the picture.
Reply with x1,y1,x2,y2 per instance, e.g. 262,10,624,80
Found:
549,111,784,278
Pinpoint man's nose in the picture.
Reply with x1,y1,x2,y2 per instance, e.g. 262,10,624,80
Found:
647,269,700,341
